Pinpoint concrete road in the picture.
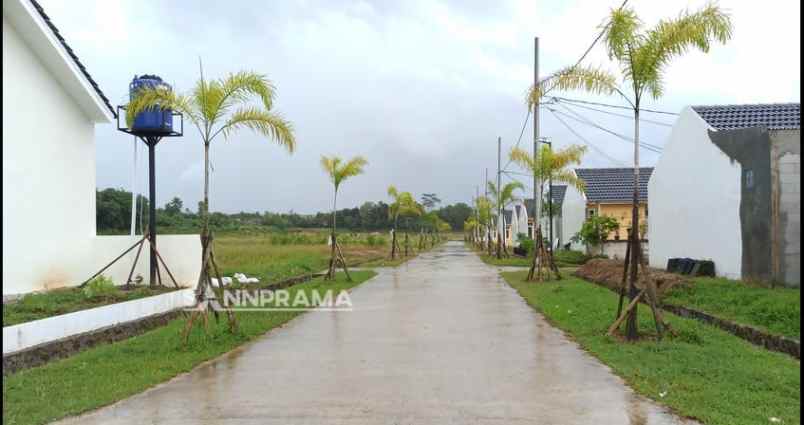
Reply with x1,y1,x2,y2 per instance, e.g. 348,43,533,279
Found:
55,241,696,425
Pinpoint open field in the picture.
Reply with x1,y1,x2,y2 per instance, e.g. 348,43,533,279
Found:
500,271,801,425
2,271,376,425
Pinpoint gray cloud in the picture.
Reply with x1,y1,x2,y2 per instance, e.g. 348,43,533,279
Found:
40,0,800,214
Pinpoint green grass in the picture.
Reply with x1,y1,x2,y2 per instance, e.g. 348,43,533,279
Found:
473,247,595,268
500,271,800,425
214,235,388,282
664,277,800,340
3,271,376,425
3,286,176,327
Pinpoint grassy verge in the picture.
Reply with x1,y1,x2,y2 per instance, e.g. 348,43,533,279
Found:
500,271,800,425
3,271,376,425
664,277,800,340
471,245,594,268
3,286,176,327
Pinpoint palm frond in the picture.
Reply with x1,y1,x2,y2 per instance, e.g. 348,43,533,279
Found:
219,71,276,111
604,7,642,62
528,65,622,108
635,2,732,99
509,147,535,173
321,155,368,190
125,87,195,128
216,107,296,152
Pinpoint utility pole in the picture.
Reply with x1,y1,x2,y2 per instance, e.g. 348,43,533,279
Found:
533,36,541,240
497,136,502,246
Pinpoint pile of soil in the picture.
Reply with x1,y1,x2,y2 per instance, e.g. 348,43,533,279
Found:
575,259,689,299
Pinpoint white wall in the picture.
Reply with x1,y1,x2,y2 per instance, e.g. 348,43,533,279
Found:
3,288,195,354
2,15,201,295
92,235,201,288
562,182,587,251
649,107,742,278
3,16,98,295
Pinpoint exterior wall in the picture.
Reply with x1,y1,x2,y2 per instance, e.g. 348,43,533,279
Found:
3,288,195,355
2,16,201,295
771,130,800,287
562,183,587,251
596,203,648,241
92,235,201,289
598,240,649,260
3,16,97,295
649,107,743,279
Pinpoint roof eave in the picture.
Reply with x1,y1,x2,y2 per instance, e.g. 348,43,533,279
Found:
5,0,114,123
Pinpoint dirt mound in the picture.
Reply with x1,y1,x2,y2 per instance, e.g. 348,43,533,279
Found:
575,259,689,299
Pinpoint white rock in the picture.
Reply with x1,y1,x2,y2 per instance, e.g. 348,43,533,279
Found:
221,277,233,285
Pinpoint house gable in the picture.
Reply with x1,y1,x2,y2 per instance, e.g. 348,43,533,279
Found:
3,0,114,122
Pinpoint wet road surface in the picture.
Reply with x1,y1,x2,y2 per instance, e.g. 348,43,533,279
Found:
55,241,696,424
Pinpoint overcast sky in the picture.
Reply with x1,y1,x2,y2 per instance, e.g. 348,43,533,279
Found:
40,0,800,214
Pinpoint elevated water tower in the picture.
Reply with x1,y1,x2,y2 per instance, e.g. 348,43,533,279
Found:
116,74,183,287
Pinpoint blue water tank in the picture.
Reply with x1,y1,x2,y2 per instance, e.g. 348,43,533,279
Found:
129,74,173,133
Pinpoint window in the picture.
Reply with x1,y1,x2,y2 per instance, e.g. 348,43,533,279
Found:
587,209,596,218
744,169,754,189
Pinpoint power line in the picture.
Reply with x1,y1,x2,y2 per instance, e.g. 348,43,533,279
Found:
546,107,628,166
553,103,663,153
572,0,629,68
552,95,679,116
552,97,674,127
502,108,531,172
502,170,533,191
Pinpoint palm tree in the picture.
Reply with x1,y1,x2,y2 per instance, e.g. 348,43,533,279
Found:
510,144,586,281
475,196,493,253
126,68,294,327
321,155,368,280
126,68,295,243
510,144,587,234
486,181,524,259
528,3,732,340
387,186,420,259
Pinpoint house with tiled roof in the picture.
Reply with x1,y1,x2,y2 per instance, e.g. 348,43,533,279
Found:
649,103,800,287
521,167,651,257
3,0,199,296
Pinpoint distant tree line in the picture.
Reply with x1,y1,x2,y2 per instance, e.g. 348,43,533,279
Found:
96,188,472,234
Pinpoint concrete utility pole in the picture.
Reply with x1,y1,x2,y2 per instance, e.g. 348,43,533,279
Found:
497,136,502,241
533,36,541,239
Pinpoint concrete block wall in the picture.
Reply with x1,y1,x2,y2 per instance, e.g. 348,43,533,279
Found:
778,151,800,286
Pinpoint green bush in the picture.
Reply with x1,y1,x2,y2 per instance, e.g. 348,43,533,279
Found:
553,249,591,265
518,238,535,256
82,276,117,299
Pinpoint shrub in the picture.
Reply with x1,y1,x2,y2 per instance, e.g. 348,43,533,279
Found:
82,275,117,299
519,238,535,256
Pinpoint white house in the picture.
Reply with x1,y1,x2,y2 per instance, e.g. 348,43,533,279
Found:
649,104,800,287
501,199,529,247
3,0,200,297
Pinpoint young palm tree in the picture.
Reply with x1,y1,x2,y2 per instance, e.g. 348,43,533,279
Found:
510,144,586,281
528,3,732,340
510,144,587,234
321,155,368,280
126,68,294,316
126,69,296,242
486,181,524,259
387,186,419,259
475,196,493,253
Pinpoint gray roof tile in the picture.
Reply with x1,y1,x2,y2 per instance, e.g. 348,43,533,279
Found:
692,103,799,131
575,167,652,203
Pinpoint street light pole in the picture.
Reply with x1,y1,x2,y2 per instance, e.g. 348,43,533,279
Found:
542,139,554,253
